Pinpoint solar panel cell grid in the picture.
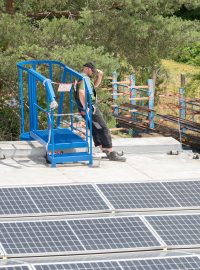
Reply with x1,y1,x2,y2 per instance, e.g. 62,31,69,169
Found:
0,220,84,255
67,216,161,251
145,214,200,247
163,181,200,207
26,185,110,213
119,256,200,269
0,188,39,215
33,256,200,270
34,262,121,270
0,267,30,270
97,183,180,210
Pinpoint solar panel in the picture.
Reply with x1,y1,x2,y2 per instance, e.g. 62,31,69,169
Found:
34,261,121,270
97,182,180,210
0,267,30,270
0,187,39,216
0,220,84,257
25,184,110,214
118,256,200,270
32,255,200,270
163,181,200,207
145,214,200,248
67,216,162,251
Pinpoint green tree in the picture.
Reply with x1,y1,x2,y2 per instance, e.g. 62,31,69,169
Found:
1,0,200,140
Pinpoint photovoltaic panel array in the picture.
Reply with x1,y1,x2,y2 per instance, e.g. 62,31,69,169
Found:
145,214,200,248
163,181,200,207
2,181,200,217
0,184,110,217
67,216,162,251
97,182,181,210
0,216,162,257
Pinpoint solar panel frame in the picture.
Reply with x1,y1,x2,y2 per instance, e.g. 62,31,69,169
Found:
67,215,164,253
0,261,29,267
0,242,7,257
96,182,182,212
0,219,86,258
144,213,200,249
0,184,112,218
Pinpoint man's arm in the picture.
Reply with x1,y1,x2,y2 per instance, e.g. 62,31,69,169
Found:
94,69,104,88
79,88,86,110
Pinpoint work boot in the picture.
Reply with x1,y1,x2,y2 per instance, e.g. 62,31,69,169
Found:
103,150,124,157
107,151,126,162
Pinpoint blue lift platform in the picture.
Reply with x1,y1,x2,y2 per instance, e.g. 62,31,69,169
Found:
17,60,93,167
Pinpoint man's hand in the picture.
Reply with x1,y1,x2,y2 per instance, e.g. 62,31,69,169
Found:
96,69,104,76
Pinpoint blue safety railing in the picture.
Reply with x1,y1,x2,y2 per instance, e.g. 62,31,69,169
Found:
17,60,93,167
112,72,155,130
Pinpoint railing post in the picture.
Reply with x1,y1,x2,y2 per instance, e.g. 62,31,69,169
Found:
148,79,154,129
32,63,38,130
179,74,186,134
50,110,55,167
84,76,93,165
179,74,186,120
112,71,118,115
57,68,67,127
130,74,136,121
28,73,36,131
18,68,24,134
69,72,74,131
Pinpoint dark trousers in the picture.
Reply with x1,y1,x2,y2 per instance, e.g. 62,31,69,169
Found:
91,105,112,149
80,105,112,149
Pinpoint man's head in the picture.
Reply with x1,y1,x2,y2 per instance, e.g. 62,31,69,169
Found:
83,62,97,77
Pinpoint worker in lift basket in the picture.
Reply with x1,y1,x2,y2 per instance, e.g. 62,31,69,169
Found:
74,62,126,162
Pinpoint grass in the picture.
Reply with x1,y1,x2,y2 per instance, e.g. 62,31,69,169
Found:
160,59,200,94
156,60,200,135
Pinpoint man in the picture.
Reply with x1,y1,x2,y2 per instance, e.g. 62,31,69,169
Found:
75,62,126,162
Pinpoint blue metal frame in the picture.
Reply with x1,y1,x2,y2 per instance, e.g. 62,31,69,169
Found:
112,72,155,130
179,87,186,134
130,74,137,122
148,79,155,129
179,87,186,120
17,60,93,167
112,71,119,115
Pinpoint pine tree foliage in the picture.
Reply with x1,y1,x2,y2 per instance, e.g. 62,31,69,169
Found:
1,0,200,139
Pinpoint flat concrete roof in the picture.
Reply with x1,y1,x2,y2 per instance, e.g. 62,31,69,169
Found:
0,137,199,186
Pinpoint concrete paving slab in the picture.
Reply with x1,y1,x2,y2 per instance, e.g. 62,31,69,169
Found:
0,137,181,159
0,141,45,158
110,136,182,154
0,149,200,186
